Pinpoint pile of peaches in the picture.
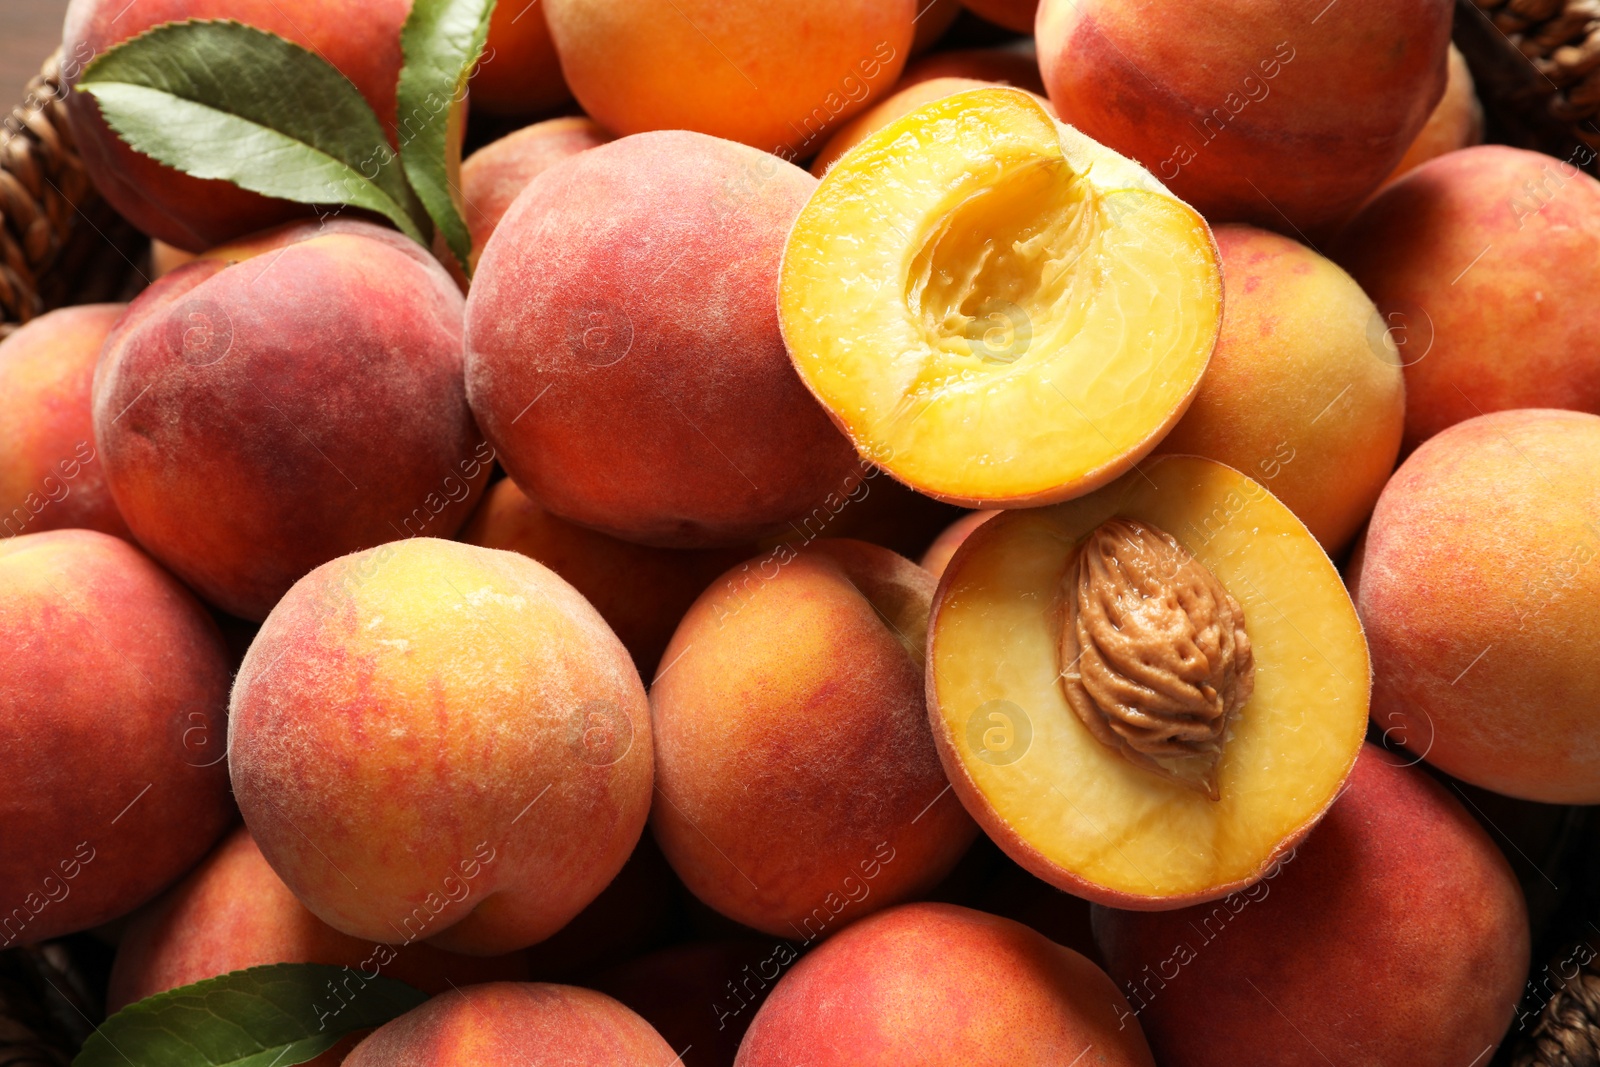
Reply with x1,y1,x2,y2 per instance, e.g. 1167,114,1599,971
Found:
4,0,1598,1064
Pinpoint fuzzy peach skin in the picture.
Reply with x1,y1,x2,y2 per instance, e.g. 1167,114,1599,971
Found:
229,538,652,956
0,530,233,946
463,478,746,677
1093,745,1529,1067
919,510,997,579
93,218,486,621
61,0,411,251
465,131,859,548
453,118,611,273
108,828,527,1063
961,0,1037,32
1037,0,1452,233
1333,146,1600,451
1385,43,1482,184
650,539,977,938
543,0,916,159
470,0,571,116
1359,410,1600,803
0,305,130,539
1160,225,1405,553
344,982,676,1066
735,902,1156,1066
900,46,1046,95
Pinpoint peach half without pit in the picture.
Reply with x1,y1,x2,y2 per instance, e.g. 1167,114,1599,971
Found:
926,455,1370,908
780,88,1221,507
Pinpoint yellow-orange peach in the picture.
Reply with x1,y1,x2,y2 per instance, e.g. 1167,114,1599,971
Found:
108,827,528,1062
0,305,129,540
470,0,571,115
463,477,746,678
1160,225,1405,553
1093,745,1528,1067
344,983,676,1065
734,902,1156,1066
94,219,487,620
229,538,653,954
1333,145,1600,451
812,76,996,175
1386,43,1483,184
466,131,859,547
62,0,412,251
1358,409,1600,803
0,530,233,946
543,0,916,159
651,540,977,937
1037,0,1452,233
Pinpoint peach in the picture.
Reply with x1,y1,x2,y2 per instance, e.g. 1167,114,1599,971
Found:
919,510,997,578
900,46,1046,95
1333,145,1600,451
0,530,233,947
470,0,571,116
782,88,1221,506
735,902,1156,1066
93,218,486,621
543,0,916,159
462,474,746,678
961,0,1037,33
1037,0,1453,233
0,304,130,539
229,537,653,955
594,940,776,1066
343,982,676,1066
927,456,1370,907
452,117,611,274
1159,225,1405,553
1386,43,1483,184
1092,745,1529,1067
912,0,964,53
466,131,859,547
811,76,1000,176
62,0,412,251
109,827,528,1064
650,539,977,937
1357,409,1600,803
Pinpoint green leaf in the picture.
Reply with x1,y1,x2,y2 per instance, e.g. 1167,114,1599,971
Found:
396,0,497,274
73,963,428,1067
78,20,428,244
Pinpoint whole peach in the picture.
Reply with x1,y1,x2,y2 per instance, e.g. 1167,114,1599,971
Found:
543,0,916,159
465,131,859,547
62,0,411,251
0,530,233,946
735,902,1156,1066
1092,745,1529,1067
344,982,676,1065
1037,0,1452,233
650,539,977,938
0,304,129,539
1160,224,1405,553
1333,145,1600,451
463,477,746,677
94,218,486,621
1359,409,1600,803
229,537,653,955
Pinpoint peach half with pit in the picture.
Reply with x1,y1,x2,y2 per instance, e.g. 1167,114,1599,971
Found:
780,88,1221,507
926,455,1370,908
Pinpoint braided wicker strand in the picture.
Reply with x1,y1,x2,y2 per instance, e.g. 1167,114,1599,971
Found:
0,51,94,338
1464,0,1600,152
1515,951,1600,1067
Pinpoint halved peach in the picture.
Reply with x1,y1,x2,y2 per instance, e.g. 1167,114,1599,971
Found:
780,88,1221,507
926,455,1369,908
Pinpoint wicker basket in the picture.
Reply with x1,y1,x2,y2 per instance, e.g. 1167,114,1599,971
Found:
2,2,1598,1062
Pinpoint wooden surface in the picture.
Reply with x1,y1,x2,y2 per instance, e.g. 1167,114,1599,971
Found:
2,0,69,109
